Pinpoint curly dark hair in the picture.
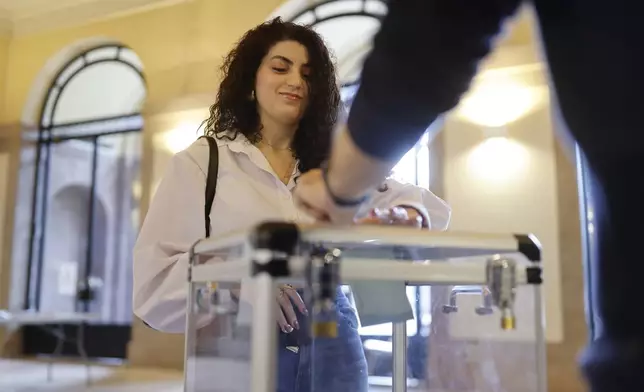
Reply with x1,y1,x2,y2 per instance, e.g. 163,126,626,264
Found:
203,17,341,174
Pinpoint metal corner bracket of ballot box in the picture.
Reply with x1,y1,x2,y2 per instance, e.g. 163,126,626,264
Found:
185,222,546,392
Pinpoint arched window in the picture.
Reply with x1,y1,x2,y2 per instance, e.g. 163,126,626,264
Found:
18,43,145,359
38,44,145,135
288,0,387,86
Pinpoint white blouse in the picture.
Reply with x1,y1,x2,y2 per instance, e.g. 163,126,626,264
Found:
133,136,451,333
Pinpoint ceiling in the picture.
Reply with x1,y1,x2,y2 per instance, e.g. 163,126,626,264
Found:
0,0,184,36
0,0,536,47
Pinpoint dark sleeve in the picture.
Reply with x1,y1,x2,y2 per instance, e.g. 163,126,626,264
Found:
347,0,523,161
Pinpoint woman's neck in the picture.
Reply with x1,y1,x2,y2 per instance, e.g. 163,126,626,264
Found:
259,117,297,150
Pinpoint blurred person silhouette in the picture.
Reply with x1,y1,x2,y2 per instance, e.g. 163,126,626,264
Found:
293,1,644,390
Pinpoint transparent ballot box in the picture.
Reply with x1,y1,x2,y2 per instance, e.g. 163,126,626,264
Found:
184,223,546,392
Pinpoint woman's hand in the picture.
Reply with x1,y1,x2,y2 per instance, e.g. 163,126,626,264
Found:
230,285,307,333
355,206,425,228
277,284,307,333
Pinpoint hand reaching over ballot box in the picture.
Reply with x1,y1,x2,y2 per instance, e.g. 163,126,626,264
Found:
354,206,426,228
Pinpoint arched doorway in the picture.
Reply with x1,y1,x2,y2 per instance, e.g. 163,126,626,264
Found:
20,43,145,359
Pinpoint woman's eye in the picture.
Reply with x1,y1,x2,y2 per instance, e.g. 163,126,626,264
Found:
272,67,287,73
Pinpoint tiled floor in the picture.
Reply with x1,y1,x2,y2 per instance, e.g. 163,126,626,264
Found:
0,359,400,391
0,359,183,392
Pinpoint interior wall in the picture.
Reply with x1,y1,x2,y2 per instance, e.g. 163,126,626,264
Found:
0,33,10,269
0,136,22,356
444,44,562,342
435,43,587,390
544,92,588,390
0,33,9,122
0,150,10,310
0,32,20,354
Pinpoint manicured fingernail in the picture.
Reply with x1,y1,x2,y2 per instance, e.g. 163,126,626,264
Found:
302,308,308,315
283,325,293,333
292,320,300,330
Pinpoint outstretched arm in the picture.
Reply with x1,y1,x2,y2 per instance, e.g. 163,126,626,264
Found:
325,0,522,202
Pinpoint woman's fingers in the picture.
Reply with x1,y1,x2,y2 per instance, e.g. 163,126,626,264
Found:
276,304,292,333
275,285,308,334
277,289,299,332
355,207,422,228
388,206,409,221
284,286,308,316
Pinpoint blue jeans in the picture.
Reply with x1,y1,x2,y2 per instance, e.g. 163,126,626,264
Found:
276,288,368,392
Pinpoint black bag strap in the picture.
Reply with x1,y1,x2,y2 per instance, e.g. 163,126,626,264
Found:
201,136,219,238
141,136,219,331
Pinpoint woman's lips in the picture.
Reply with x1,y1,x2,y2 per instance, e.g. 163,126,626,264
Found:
280,92,302,101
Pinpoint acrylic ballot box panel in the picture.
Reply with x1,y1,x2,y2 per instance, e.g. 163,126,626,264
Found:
185,223,546,392
184,243,253,392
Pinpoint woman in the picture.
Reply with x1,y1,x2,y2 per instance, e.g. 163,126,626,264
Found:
133,18,451,392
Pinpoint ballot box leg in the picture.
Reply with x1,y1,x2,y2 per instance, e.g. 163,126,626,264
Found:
392,321,408,392
249,222,300,392
251,274,278,392
183,282,197,392
534,285,548,392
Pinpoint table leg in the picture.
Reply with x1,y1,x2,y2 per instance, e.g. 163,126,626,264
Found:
392,321,408,392
76,323,91,386
48,324,65,382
